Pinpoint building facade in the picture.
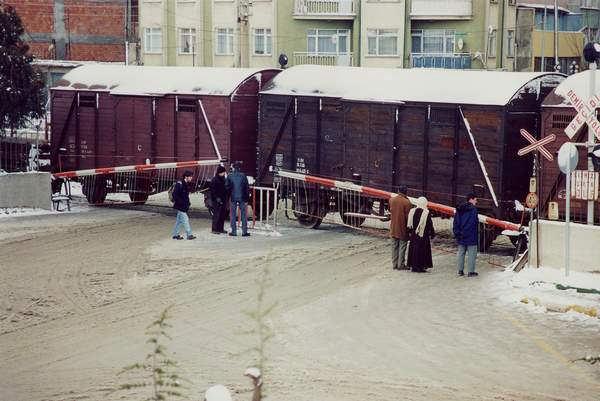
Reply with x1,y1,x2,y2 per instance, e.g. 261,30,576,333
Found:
137,0,522,70
3,0,136,63
516,0,585,73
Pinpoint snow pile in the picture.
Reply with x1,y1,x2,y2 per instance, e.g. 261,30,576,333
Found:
492,265,600,324
204,384,232,401
53,65,271,96
0,205,87,218
262,65,563,106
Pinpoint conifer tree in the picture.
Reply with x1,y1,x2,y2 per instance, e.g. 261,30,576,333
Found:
0,5,45,132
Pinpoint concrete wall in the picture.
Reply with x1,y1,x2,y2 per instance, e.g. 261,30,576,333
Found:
0,172,52,211
530,219,600,273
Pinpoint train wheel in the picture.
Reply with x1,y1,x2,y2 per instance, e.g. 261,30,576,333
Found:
129,192,149,205
478,223,498,253
339,197,370,228
83,178,107,205
292,189,324,229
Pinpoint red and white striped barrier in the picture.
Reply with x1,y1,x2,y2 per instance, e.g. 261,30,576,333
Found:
53,159,222,179
277,170,522,232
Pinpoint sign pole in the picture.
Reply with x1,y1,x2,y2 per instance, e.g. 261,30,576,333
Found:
588,63,597,225
565,167,571,277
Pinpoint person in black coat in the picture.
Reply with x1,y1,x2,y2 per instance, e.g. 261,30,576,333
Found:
171,170,196,240
210,165,228,234
406,196,435,272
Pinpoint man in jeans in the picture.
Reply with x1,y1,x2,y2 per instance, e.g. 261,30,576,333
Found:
389,185,412,270
226,162,250,237
172,170,196,240
453,193,478,277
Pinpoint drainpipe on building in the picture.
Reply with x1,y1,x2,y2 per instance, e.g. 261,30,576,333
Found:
499,0,506,69
542,0,547,71
554,0,559,71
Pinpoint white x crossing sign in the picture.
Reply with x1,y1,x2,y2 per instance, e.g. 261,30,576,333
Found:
563,89,600,139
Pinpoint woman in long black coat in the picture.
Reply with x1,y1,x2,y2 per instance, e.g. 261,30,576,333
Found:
210,165,228,234
407,196,435,272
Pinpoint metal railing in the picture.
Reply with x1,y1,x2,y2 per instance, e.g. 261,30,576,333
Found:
411,53,472,69
293,0,356,17
581,0,600,9
293,52,355,66
410,0,472,19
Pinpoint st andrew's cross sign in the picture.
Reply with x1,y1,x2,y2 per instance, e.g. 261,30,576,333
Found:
563,89,600,139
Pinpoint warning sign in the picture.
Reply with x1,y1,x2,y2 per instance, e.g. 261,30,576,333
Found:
570,170,599,200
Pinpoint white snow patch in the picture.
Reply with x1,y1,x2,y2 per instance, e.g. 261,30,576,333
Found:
262,65,563,106
204,384,232,401
244,367,261,379
53,65,273,96
554,69,600,104
490,265,600,325
0,204,89,219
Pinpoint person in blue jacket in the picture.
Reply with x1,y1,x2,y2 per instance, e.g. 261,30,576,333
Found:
226,162,250,237
172,170,196,240
453,193,478,277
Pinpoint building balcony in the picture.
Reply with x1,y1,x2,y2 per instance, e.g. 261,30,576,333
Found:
293,52,355,67
411,0,472,20
293,0,356,19
411,53,472,69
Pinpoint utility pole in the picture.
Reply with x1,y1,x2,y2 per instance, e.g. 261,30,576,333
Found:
554,0,559,71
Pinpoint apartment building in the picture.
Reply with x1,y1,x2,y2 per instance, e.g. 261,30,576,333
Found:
139,0,276,67
515,0,585,73
3,0,135,62
407,0,517,70
138,0,519,70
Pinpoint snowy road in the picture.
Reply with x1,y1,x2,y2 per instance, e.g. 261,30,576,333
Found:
0,208,598,401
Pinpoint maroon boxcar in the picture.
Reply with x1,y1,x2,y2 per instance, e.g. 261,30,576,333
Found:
257,66,563,248
50,65,280,203
539,71,600,223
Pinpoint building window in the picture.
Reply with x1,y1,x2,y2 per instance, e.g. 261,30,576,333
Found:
179,28,196,54
507,30,515,57
254,28,272,55
367,29,398,56
144,27,162,53
216,28,234,55
307,29,350,54
488,28,497,57
411,29,455,54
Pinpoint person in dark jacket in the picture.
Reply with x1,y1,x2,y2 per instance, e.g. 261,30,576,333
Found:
226,162,250,237
406,196,435,272
210,165,228,234
453,193,479,276
172,170,196,240
389,184,412,270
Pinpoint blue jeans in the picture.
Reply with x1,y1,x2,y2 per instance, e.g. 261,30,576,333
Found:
172,211,192,237
457,244,477,273
230,200,248,235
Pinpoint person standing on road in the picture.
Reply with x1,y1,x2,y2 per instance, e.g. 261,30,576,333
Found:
210,165,228,234
406,196,435,273
453,193,479,277
389,185,412,270
226,162,250,237
172,170,196,240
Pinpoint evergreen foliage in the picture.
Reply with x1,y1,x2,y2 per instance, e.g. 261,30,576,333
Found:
115,306,187,401
0,6,45,131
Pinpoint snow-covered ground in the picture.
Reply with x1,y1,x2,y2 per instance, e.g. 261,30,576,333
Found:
491,264,600,325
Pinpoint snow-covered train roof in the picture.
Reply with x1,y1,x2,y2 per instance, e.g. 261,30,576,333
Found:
544,69,600,107
261,65,564,106
52,65,278,96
